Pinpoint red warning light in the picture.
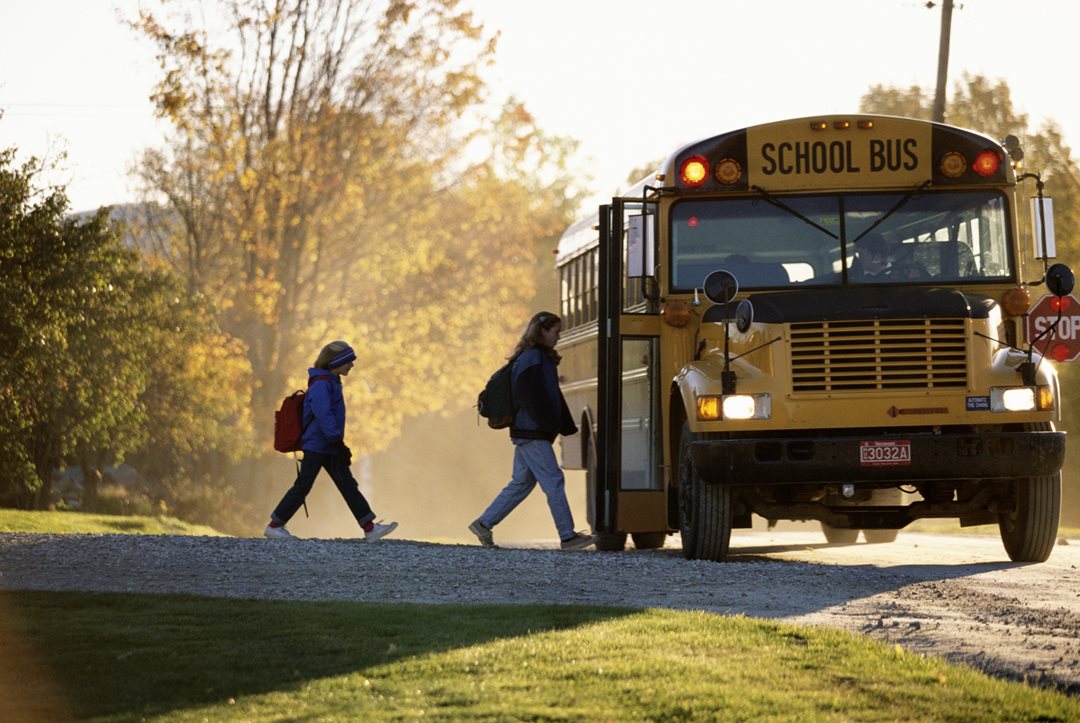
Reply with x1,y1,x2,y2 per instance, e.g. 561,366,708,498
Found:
1052,344,1071,362
687,216,699,228
972,150,1001,177
1050,296,1072,313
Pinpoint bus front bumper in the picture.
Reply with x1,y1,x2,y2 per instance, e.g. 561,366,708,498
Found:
688,430,1065,485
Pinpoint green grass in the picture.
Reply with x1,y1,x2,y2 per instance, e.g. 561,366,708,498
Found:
0,509,224,536
2,591,1076,722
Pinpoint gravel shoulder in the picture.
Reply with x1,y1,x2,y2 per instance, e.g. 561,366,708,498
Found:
1,530,1077,695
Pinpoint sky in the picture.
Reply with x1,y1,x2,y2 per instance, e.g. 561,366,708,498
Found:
1,0,1078,214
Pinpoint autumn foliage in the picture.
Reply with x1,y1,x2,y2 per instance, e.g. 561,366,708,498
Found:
131,0,581,458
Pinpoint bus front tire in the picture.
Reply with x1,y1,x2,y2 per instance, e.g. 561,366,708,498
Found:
999,472,1060,563
678,422,732,561
998,422,1060,563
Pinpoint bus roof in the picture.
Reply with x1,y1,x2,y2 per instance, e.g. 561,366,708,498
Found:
555,211,600,265
555,174,657,263
666,114,1011,192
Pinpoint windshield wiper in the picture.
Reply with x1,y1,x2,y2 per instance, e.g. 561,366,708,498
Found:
849,180,931,244
751,185,839,240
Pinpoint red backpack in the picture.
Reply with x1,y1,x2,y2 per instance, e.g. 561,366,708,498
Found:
273,376,332,453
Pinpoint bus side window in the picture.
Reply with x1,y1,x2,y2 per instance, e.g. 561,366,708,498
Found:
586,250,598,323
560,264,571,326
575,255,584,327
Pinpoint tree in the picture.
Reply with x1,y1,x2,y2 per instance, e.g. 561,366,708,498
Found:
0,142,256,519
0,148,57,505
0,149,154,508
131,0,581,460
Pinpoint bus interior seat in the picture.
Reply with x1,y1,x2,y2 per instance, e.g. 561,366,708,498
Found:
957,243,977,276
917,242,977,278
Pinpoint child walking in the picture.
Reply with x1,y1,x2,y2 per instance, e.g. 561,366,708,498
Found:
469,312,596,551
265,340,397,542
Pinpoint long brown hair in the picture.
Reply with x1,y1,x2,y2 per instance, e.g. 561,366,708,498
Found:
512,311,562,364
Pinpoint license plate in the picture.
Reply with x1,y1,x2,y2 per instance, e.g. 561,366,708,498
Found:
859,440,912,467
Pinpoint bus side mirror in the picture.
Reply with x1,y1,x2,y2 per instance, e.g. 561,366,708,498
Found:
735,299,754,332
627,213,655,278
703,269,739,305
1046,263,1075,297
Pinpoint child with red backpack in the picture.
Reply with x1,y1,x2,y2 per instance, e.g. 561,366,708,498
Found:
265,340,398,542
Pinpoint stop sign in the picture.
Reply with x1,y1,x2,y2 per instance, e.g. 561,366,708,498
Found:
1025,294,1080,362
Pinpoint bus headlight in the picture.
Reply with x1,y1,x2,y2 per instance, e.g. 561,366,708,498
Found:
991,386,1054,412
696,394,772,420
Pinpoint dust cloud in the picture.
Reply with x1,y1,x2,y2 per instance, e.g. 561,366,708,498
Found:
269,407,590,545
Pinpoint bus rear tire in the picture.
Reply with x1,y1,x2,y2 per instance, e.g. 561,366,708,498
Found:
678,422,732,561
864,488,902,543
631,532,666,550
595,532,627,552
821,525,859,544
584,431,627,552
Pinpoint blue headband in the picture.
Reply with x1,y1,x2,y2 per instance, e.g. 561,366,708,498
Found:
330,346,356,368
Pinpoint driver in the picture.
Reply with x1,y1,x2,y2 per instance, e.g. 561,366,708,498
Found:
849,233,891,281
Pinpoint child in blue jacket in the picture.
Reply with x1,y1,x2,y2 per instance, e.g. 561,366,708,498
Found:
265,340,397,542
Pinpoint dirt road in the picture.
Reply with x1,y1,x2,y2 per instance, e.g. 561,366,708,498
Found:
1,529,1077,694
723,529,1080,693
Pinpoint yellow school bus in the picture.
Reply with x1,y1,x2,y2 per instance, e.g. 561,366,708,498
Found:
556,114,1073,562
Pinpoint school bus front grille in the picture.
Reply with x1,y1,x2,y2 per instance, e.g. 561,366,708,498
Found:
789,318,968,393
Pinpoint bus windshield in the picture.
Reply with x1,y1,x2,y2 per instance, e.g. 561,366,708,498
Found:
670,189,1013,291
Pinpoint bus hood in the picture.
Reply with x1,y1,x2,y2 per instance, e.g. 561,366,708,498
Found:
740,287,995,323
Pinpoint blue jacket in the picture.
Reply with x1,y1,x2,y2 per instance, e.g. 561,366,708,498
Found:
301,368,344,454
510,348,578,442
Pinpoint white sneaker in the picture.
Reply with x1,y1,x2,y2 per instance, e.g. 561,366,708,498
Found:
365,520,398,543
264,524,294,540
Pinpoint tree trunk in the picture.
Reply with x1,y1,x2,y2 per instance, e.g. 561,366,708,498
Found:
32,461,54,511
80,460,101,512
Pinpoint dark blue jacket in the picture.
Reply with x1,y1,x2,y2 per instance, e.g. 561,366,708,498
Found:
301,368,344,454
510,348,578,442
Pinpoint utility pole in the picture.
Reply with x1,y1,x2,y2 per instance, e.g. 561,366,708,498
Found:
932,0,955,123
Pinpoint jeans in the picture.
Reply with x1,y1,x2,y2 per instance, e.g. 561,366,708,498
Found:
270,451,375,528
479,439,576,541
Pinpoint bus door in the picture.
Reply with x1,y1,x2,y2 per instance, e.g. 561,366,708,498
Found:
594,197,665,537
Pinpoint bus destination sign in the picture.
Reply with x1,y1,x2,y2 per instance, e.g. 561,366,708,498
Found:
747,119,932,191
